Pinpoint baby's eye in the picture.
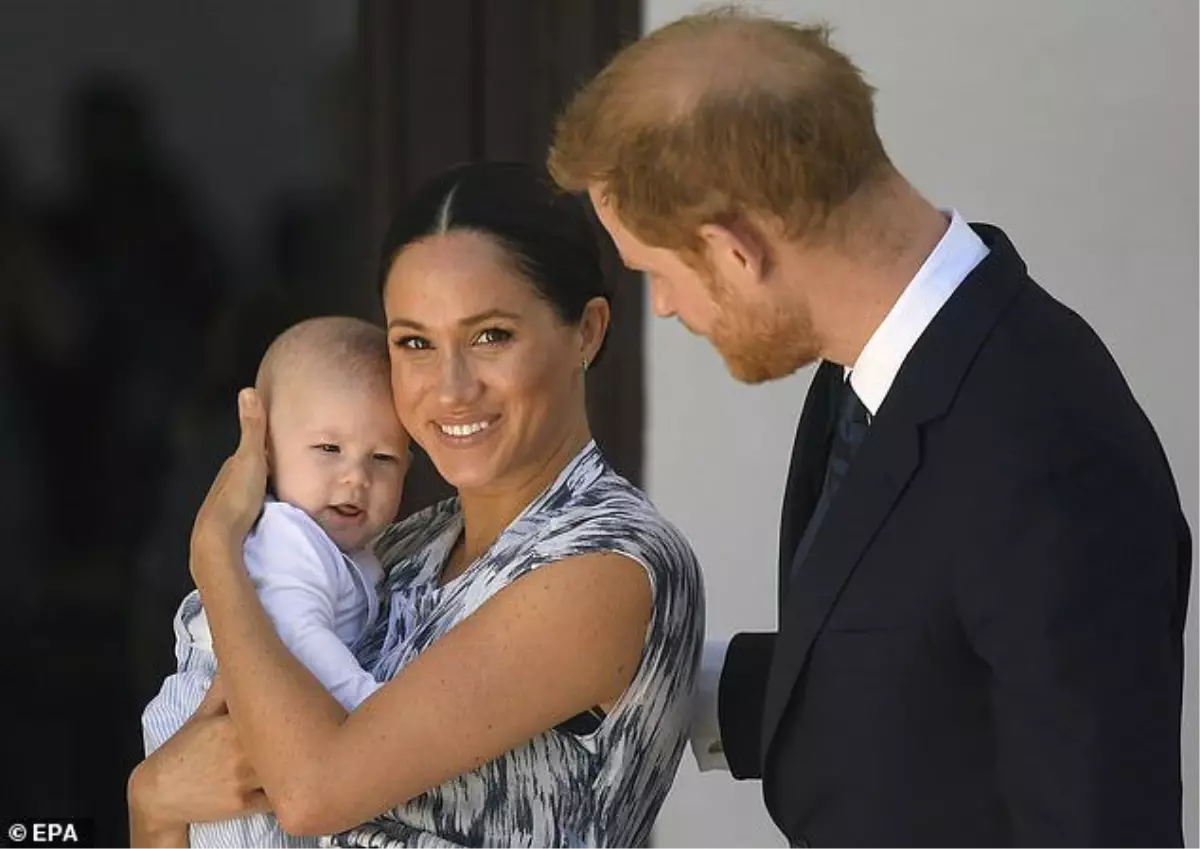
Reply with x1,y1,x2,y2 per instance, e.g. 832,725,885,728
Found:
474,327,512,346
393,335,431,350
314,443,340,454
372,452,399,464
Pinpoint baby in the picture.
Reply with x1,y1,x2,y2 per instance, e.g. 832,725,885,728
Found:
142,316,409,848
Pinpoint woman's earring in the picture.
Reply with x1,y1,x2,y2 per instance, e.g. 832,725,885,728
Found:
581,357,590,375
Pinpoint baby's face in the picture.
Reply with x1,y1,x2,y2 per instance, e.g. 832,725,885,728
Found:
267,376,409,552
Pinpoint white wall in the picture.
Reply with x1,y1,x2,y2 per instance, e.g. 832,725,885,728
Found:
642,1,1199,846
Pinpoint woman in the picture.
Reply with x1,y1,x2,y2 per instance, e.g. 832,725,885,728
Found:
128,161,705,847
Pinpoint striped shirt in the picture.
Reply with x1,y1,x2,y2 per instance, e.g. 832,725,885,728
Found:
141,501,385,848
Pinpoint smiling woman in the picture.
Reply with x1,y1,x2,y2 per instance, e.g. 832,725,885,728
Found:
128,161,704,848
377,162,613,520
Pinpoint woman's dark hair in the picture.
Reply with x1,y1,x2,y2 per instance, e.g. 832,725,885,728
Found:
377,161,612,362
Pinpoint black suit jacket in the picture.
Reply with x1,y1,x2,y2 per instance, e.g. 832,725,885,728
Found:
717,224,1191,847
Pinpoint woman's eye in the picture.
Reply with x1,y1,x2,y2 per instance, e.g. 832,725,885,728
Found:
393,335,431,350
315,443,340,454
474,327,513,346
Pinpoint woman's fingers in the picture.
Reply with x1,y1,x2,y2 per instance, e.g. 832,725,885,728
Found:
202,715,266,811
222,387,268,516
132,713,270,827
190,388,270,556
235,388,267,465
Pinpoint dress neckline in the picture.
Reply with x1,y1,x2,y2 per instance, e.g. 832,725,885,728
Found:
425,439,604,591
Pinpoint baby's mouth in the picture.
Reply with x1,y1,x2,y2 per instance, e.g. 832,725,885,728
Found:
330,504,364,519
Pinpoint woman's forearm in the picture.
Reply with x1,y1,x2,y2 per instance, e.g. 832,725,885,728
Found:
192,535,349,828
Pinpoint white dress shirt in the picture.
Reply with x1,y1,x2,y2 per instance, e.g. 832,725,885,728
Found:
691,210,989,771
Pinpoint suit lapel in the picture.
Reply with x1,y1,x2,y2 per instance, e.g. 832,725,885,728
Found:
759,223,1031,766
761,417,921,758
777,361,841,602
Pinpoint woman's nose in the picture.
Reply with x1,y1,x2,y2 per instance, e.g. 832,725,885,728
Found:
437,351,482,406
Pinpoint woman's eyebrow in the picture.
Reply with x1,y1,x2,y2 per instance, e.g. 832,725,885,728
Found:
388,309,522,331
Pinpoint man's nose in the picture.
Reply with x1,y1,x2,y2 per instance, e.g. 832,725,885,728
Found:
649,278,676,318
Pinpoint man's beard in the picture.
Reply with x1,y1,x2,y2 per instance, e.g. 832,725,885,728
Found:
707,280,818,385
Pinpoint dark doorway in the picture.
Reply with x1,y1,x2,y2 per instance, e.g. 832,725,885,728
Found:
358,0,645,515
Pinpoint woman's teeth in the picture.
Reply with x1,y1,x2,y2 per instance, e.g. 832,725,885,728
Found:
440,420,492,437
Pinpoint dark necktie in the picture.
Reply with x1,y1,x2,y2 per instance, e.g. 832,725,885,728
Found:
787,378,871,591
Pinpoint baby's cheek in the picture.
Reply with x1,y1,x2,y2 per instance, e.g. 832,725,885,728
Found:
378,473,406,520
269,465,299,505
272,464,327,518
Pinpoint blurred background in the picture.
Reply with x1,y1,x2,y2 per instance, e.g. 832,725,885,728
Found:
0,1,643,844
0,1,1195,847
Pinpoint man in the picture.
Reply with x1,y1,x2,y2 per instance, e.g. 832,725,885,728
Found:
549,9,1190,847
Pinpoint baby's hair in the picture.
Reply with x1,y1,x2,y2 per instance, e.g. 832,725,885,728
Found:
255,316,391,406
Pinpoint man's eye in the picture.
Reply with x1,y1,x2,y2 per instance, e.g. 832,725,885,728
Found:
315,443,340,454
394,335,431,350
474,327,513,345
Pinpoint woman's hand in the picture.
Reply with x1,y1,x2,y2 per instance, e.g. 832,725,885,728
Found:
128,677,271,846
191,388,269,573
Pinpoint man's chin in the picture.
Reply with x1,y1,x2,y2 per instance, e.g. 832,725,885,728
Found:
719,347,807,385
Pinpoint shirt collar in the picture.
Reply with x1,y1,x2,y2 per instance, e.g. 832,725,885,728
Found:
845,209,989,416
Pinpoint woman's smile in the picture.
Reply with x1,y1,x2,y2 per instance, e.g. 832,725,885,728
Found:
433,414,501,447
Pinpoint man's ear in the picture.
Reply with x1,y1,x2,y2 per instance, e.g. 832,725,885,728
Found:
698,218,774,288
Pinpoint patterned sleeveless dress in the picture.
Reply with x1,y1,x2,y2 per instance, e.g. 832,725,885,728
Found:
326,441,704,847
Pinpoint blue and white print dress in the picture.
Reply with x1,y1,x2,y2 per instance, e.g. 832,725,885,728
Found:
328,440,704,848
